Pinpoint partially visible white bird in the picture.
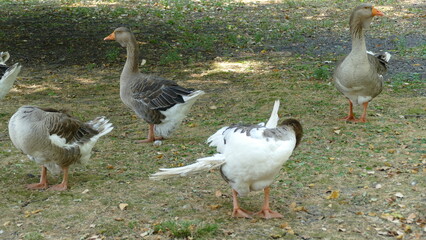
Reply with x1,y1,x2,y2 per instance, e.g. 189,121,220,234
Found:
151,100,303,219
0,52,21,100
9,106,114,191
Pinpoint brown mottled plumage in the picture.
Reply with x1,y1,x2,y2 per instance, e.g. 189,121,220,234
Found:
333,4,390,122
104,27,204,143
8,106,113,190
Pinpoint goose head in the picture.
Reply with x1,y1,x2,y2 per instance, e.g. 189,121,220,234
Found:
349,4,384,38
104,27,135,47
0,52,10,65
279,118,303,148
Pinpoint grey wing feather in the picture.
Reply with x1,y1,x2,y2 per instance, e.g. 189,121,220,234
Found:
367,52,388,75
131,75,193,111
44,110,99,144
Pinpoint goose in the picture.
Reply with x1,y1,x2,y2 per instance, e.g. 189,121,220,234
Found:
0,52,22,100
104,27,205,143
8,106,113,191
151,101,303,219
333,4,390,122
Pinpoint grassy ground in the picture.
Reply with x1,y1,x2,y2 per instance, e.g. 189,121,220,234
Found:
0,0,425,239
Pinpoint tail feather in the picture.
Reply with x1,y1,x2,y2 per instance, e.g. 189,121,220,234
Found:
150,154,226,180
265,100,280,128
87,116,114,139
154,90,205,138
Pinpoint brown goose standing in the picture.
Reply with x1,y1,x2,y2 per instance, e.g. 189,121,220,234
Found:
104,27,205,143
8,106,113,191
333,4,390,122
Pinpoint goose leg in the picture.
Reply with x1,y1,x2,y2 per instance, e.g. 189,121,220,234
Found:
136,124,163,143
355,102,369,123
49,166,69,191
340,99,356,121
255,187,283,219
231,189,253,218
27,166,48,190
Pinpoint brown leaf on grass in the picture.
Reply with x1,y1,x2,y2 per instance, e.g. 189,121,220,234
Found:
406,213,416,223
114,218,124,221
279,222,289,229
119,203,128,210
106,164,114,170
24,209,42,218
289,202,307,212
215,190,223,197
209,204,222,210
326,190,340,199
395,192,404,198
270,234,282,239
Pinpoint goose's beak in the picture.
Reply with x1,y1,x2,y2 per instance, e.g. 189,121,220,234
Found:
372,7,384,16
104,32,115,41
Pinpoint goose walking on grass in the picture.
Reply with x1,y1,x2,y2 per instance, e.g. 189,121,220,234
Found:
151,101,303,219
333,4,391,122
0,52,21,100
8,106,113,191
104,27,205,143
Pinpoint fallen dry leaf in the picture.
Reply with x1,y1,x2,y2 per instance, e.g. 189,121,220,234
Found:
289,202,297,210
326,190,340,199
119,203,128,210
395,192,404,198
279,222,289,229
209,204,222,210
215,190,223,197
114,218,124,221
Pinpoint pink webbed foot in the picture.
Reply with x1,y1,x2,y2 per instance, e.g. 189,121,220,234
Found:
232,207,253,218
26,182,48,190
48,183,68,191
255,208,283,219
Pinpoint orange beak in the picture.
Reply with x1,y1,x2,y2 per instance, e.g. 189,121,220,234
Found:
104,32,115,41
372,7,384,16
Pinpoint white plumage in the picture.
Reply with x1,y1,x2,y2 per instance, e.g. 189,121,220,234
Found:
8,106,113,190
0,52,21,100
155,90,206,138
151,100,303,219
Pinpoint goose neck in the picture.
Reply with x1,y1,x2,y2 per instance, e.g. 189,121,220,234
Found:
123,38,140,74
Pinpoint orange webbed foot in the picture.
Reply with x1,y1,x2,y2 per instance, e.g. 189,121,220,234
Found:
26,182,48,190
353,118,367,123
339,115,356,122
232,208,253,218
135,136,163,143
48,183,68,191
255,209,283,219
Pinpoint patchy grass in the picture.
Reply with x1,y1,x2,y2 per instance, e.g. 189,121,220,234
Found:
0,0,425,239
